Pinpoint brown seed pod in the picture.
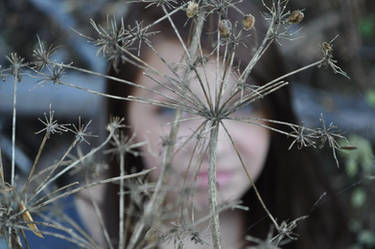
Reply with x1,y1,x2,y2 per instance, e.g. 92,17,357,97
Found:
186,1,199,18
242,14,255,31
322,41,333,55
288,10,304,24
218,19,232,38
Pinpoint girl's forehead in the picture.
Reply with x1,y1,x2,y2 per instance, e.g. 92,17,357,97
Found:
136,38,235,94
147,38,184,71
135,38,183,89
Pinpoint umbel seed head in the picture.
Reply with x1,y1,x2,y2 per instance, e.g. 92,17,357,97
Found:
218,19,232,38
288,10,304,24
242,14,255,31
186,1,199,18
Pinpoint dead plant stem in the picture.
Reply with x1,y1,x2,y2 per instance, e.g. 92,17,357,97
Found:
22,133,49,193
11,72,18,185
119,152,126,249
208,123,223,249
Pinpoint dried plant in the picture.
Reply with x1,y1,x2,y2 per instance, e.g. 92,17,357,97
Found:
0,0,355,248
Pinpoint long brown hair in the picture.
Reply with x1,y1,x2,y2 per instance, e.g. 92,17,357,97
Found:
105,1,351,248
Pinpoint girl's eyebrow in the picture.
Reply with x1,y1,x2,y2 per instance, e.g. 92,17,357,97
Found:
142,86,178,103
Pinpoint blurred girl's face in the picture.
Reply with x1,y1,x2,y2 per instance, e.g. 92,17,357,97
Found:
128,38,270,209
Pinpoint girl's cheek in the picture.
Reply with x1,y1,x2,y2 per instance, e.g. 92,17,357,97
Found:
232,123,270,158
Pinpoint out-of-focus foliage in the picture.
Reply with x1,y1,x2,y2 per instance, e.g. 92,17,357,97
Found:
340,135,375,249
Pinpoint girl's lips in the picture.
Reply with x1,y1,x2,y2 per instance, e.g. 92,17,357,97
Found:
196,170,233,188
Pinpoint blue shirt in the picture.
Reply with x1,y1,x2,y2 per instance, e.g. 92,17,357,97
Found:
1,196,86,249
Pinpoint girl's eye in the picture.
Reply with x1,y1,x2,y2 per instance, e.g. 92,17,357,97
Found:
235,103,255,115
154,107,191,120
155,106,176,117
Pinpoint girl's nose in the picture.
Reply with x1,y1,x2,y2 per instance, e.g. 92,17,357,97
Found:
177,119,232,164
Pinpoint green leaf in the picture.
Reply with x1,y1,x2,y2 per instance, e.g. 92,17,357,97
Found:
365,89,375,108
351,188,366,208
358,230,375,247
358,15,375,39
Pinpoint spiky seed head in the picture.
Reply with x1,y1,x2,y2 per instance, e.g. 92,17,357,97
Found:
186,1,199,18
288,10,304,24
242,14,255,31
218,19,232,38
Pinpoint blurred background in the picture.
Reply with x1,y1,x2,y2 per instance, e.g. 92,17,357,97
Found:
0,0,374,248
